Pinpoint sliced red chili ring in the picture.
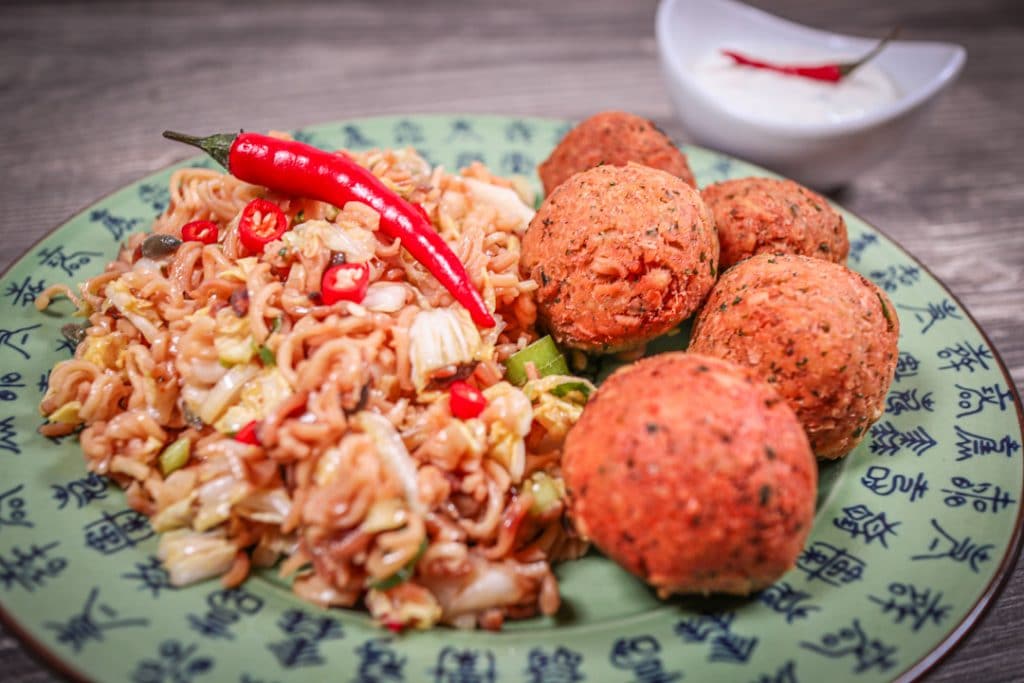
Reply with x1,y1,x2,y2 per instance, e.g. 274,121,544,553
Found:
181,220,219,244
448,380,487,419
238,198,288,254
234,420,261,445
321,262,370,305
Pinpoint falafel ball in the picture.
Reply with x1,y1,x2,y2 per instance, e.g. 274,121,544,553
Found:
701,177,849,270
689,253,899,459
522,163,719,353
539,111,697,195
563,352,817,597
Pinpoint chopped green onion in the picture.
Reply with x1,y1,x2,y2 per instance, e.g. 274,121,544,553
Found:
258,345,276,367
159,437,191,476
370,538,429,591
528,472,562,515
504,336,569,386
271,316,283,333
550,381,592,401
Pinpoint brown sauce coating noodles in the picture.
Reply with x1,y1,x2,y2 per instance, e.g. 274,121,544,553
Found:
38,145,588,630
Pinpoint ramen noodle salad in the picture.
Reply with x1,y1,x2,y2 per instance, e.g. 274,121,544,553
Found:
37,136,591,631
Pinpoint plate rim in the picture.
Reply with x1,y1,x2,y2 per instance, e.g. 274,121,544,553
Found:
0,112,1021,683
865,219,1024,683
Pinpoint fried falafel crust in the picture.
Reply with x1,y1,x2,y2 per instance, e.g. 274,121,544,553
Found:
523,163,718,352
701,177,849,270
539,111,697,195
689,253,899,459
563,352,817,597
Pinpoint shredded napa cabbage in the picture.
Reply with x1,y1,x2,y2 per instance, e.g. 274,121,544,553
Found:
282,219,377,263
158,528,237,586
409,308,490,393
365,584,442,630
522,375,594,442
196,363,260,426
362,282,409,313
361,498,410,534
213,307,255,366
216,256,261,283
80,332,127,370
213,367,292,434
104,280,162,343
480,382,533,483
462,177,535,234
193,474,251,531
355,411,423,515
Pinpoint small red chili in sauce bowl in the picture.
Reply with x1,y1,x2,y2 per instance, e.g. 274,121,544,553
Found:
655,0,965,188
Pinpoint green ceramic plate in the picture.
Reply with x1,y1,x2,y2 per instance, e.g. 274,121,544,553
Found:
0,115,1021,683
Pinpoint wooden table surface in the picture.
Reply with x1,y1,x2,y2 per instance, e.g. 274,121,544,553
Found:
1,0,1021,680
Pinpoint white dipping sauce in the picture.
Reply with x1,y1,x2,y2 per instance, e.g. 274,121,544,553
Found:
691,46,900,126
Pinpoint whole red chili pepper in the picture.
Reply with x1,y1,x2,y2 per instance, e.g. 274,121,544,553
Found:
722,27,899,83
321,262,370,305
162,130,496,328
181,220,219,244
238,198,288,254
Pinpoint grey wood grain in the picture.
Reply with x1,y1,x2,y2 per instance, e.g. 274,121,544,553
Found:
1,0,1021,680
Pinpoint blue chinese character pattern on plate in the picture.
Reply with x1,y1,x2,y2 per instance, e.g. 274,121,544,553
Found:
0,115,1021,682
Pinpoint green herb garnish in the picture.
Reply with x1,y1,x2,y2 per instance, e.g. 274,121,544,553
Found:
258,345,276,367
877,293,894,330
